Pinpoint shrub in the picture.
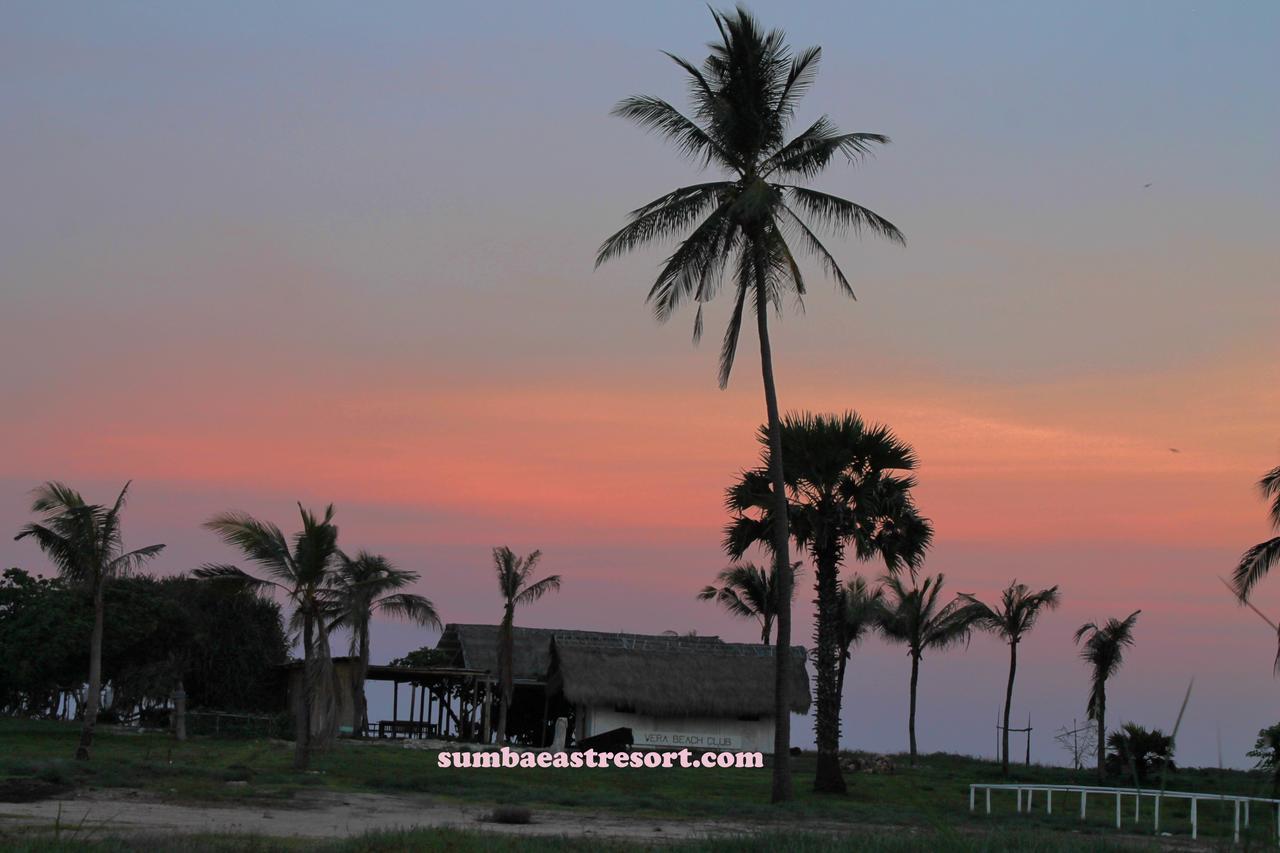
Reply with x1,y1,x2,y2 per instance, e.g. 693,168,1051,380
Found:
1105,722,1174,783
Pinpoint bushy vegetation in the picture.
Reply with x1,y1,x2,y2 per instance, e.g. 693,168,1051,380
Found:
0,570,288,721
1104,723,1174,784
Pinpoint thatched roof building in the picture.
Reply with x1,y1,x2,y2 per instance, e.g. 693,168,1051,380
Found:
434,623,809,750
549,633,810,717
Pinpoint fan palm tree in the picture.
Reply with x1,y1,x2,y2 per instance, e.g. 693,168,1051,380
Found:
697,561,799,644
725,411,931,792
325,551,441,737
1231,464,1280,601
960,582,1061,775
196,503,342,769
492,546,560,744
1074,610,1140,782
597,7,904,803
877,573,973,766
835,575,884,707
15,481,165,760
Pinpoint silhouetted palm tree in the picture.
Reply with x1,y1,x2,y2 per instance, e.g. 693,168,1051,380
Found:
1074,610,1140,782
15,481,165,760
597,7,903,803
326,551,441,737
196,504,342,769
492,547,560,744
1231,464,1280,600
877,573,972,766
697,561,799,644
960,582,1061,775
725,411,931,792
835,574,884,712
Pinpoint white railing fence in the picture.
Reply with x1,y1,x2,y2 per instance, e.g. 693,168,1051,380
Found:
969,782,1280,843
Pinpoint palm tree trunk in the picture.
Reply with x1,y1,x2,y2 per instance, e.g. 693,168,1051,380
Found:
1002,641,1017,776
813,546,846,794
761,615,772,646
497,608,514,744
836,648,849,703
756,277,794,804
308,618,339,751
353,622,370,737
1096,685,1106,782
75,575,105,761
295,610,313,770
908,652,920,766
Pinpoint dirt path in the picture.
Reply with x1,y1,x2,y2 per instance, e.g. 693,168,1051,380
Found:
0,789,756,841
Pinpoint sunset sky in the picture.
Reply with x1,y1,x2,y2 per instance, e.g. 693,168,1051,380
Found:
2,1,1278,767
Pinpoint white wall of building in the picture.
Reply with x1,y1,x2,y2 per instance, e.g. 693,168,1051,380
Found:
579,706,774,752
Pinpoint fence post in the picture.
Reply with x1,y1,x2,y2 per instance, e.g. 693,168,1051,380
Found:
1027,789,1033,811
1047,789,1053,815
969,785,975,812
1134,792,1139,822
1080,791,1087,821
1191,797,1197,840
986,787,991,815
1154,795,1160,832
1115,792,1121,828
1017,788,1022,813
1234,799,1240,844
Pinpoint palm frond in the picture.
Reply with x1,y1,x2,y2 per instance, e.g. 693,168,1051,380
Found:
376,593,442,629
610,96,729,167
513,574,561,607
784,186,904,245
595,183,730,267
193,563,276,591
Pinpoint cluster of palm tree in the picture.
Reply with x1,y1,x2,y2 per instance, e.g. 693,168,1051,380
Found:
13,478,563,765
192,504,441,769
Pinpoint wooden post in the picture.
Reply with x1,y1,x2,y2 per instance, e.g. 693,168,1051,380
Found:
418,681,426,736
392,679,399,733
471,680,480,742
408,684,417,737
436,681,446,737
1025,712,1031,766
1080,791,1086,821
1191,797,1197,840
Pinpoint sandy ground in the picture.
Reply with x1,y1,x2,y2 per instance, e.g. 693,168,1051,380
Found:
0,789,758,841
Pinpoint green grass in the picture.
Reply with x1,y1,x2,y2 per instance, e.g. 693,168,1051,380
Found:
0,827,1154,852
1,717,1275,846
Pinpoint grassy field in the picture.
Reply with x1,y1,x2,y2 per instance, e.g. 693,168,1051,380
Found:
0,826,1159,853
0,718,1275,848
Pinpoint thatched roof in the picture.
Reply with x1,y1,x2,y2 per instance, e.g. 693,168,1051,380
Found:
550,635,810,717
436,624,725,684
435,623,810,717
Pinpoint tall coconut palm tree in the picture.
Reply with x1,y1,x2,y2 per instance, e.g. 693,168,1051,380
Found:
325,551,441,737
597,7,903,802
492,546,560,744
196,504,341,769
15,481,165,760
835,574,884,708
725,411,931,792
960,582,1061,775
876,573,972,766
1074,610,1140,782
1231,464,1280,601
697,561,799,644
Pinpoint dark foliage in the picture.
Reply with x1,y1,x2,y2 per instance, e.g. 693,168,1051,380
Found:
1105,722,1174,784
0,569,288,719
